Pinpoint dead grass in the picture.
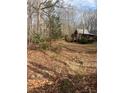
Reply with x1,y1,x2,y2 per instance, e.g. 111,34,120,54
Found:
27,40,97,93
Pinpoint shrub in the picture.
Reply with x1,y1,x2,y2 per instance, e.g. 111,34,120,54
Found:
30,32,50,50
78,37,88,44
32,32,43,44
78,36,95,44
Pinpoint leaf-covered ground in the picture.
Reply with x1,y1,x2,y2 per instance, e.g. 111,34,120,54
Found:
27,40,97,93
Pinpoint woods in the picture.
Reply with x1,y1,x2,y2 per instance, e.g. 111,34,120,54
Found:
27,0,97,93
27,0,97,48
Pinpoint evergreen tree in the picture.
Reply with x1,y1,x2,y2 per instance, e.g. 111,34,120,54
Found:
50,15,62,39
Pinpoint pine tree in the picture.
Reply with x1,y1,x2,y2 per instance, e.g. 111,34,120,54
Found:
50,15,62,39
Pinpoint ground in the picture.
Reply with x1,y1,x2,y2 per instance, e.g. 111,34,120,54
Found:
27,40,97,93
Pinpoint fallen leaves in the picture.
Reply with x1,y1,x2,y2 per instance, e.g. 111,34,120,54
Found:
27,40,97,93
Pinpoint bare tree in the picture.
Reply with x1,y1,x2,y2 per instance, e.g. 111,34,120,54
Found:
58,4,77,36
78,8,97,35
27,0,61,45
27,0,59,33
84,9,97,34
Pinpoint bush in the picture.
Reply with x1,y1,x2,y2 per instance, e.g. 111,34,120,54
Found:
78,37,87,43
32,32,43,44
31,33,50,50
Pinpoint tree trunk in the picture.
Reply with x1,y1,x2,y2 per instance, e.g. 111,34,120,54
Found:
28,15,32,46
37,11,40,33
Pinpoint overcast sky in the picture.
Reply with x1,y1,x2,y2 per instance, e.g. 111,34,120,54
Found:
64,0,97,10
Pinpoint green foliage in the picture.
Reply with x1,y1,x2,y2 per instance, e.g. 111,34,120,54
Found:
78,37,89,44
50,15,62,39
31,32,50,50
32,32,43,44
78,36,95,44
44,2,62,40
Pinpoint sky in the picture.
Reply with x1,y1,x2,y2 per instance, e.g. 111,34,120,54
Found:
64,0,97,10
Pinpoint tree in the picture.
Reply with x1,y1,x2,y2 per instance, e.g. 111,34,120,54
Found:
58,5,77,36
50,15,62,39
27,0,61,45
27,0,59,33
84,9,97,35
78,8,97,35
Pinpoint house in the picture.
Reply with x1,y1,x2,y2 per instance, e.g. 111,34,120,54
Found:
76,28,96,36
71,28,97,42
